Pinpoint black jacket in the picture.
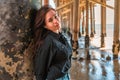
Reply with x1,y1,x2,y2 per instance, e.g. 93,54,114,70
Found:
34,30,72,80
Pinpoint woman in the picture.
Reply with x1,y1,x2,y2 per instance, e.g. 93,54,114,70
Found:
33,5,72,80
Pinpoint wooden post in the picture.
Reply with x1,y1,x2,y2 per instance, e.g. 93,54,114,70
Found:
70,4,73,49
67,12,71,37
90,2,94,37
112,0,120,59
72,0,79,50
101,0,106,47
78,7,81,37
44,0,48,5
85,0,90,48
82,7,85,35
70,4,73,34
93,4,96,34
56,0,60,16
72,0,79,59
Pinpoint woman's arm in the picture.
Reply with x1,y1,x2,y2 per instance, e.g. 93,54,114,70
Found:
34,37,54,80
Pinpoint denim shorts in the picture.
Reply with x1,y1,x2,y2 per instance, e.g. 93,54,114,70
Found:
35,74,71,80
56,73,70,80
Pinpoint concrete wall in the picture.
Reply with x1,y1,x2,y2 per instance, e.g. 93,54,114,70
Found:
0,0,40,80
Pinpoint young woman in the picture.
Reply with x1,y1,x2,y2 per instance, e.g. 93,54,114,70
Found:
33,5,72,80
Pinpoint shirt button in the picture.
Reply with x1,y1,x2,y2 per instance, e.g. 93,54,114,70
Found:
62,46,64,48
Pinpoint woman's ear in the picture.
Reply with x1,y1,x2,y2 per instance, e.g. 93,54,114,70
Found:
44,26,47,29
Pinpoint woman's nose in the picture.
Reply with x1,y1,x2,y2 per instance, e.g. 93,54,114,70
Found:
53,18,59,24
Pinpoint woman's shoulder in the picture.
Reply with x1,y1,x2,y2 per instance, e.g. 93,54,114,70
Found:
45,32,54,40
45,31,59,41
42,30,60,46
44,33,57,44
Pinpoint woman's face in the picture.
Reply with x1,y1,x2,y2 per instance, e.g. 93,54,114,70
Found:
45,10,61,33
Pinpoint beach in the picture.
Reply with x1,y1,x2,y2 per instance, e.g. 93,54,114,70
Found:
70,24,120,80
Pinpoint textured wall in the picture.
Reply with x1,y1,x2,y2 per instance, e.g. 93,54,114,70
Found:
0,0,39,80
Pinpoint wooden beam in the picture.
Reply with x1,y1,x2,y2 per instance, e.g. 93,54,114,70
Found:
79,1,86,7
62,16,67,19
56,1,73,10
79,3,85,7
61,9,71,15
89,0,114,9
44,0,48,5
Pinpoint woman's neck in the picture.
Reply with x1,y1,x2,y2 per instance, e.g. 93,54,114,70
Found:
54,30,59,34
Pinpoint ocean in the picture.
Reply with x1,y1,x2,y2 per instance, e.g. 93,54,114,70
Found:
79,24,114,49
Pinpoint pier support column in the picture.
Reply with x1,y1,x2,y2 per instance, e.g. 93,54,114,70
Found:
114,60,119,79
78,7,81,37
44,0,48,5
101,0,106,47
112,0,120,59
85,0,90,48
70,4,73,36
101,33,105,47
70,4,73,48
90,2,94,37
72,0,79,59
67,12,71,37
93,4,96,34
56,0,59,7
82,7,85,35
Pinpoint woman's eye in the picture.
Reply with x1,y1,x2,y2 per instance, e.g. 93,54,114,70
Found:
55,15,59,20
55,15,57,19
48,15,59,22
49,18,53,22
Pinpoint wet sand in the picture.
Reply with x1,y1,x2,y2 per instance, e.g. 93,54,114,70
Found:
69,34,120,80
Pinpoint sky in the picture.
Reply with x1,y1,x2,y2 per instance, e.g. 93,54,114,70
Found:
49,0,56,8
49,0,114,24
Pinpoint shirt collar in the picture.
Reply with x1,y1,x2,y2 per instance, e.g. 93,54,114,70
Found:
46,29,60,39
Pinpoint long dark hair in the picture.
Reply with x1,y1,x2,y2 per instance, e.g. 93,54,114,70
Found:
34,5,56,51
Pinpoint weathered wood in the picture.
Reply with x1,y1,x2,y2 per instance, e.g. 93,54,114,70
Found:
101,0,106,47
44,0,48,5
112,0,120,58
89,0,114,9
90,2,94,37
85,0,90,48
56,1,73,10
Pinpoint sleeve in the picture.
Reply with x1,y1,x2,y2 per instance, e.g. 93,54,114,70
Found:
46,61,69,80
34,38,55,80
46,47,71,79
